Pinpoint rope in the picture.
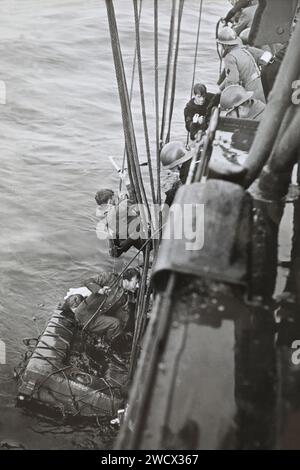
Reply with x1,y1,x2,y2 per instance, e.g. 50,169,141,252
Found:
105,0,153,260
216,19,223,76
193,107,220,182
133,0,156,206
21,329,118,416
105,0,150,218
128,241,151,379
30,350,79,413
190,0,204,99
119,0,143,193
116,139,205,449
160,0,177,146
83,215,171,334
154,0,162,248
165,0,185,144
34,366,72,395
110,217,168,287
186,0,204,145
119,273,177,449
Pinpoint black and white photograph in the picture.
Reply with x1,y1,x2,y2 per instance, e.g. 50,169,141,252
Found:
1,0,300,456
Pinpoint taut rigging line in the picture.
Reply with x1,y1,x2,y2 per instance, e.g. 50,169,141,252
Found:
133,0,157,206
105,0,150,221
165,0,185,144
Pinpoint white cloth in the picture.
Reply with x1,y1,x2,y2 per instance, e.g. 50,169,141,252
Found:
64,287,92,300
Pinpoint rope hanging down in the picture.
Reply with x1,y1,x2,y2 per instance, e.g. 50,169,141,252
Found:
160,0,177,146
129,240,151,379
154,0,162,246
216,18,224,77
105,0,151,222
186,0,204,144
133,0,156,206
190,0,204,99
165,0,185,144
120,0,143,193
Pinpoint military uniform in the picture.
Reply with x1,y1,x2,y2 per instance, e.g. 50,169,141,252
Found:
219,44,266,103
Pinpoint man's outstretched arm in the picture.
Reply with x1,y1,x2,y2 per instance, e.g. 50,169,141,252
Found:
224,0,251,23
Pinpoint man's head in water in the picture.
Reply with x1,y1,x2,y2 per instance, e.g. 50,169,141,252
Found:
193,83,207,106
122,267,140,293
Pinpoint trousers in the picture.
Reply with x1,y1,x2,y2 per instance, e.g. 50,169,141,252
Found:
88,314,122,342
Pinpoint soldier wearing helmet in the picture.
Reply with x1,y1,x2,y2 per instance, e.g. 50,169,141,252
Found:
160,141,192,178
217,26,266,103
239,27,251,45
160,141,193,206
220,84,265,120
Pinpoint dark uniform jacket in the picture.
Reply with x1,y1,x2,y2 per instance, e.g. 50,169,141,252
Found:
184,93,220,140
75,272,135,330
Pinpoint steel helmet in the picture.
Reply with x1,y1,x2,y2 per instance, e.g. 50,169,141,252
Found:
239,27,251,44
160,141,191,170
220,85,254,113
217,26,242,46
